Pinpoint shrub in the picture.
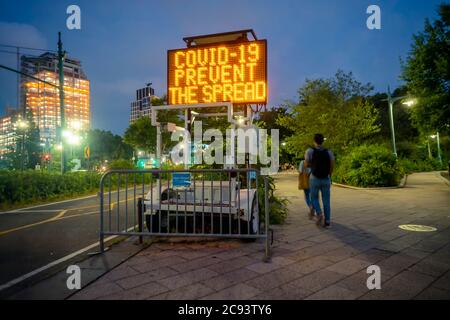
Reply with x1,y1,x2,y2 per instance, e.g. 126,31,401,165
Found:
109,159,134,170
398,158,443,173
0,170,101,209
258,176,289,224
333,144,404,187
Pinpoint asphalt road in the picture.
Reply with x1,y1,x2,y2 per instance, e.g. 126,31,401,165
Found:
0,185,148,290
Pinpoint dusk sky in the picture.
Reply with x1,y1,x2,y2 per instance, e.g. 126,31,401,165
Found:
0,0,444,135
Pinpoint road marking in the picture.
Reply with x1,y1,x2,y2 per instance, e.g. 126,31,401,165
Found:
0,209,62,215
0,225,137,292
0,196,138,236
0,210,67,237
69,196,137,211
1,186,144,214
57,211,99,220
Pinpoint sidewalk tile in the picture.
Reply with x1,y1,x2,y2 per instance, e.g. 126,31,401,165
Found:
202,268,260,291
326,258,371,275
201,283,260,300
116,267,178,290
285,256,335,275
251,284,313,300
359,270,436,300
414,286,450,300
157,268,218,290
151,283,214,300
98,282,169,300
131,255,187,273
288,270,346,292
305,284,361,300
207,256,255,273
245,267,303,291
170,255,222,273
70,280,123,300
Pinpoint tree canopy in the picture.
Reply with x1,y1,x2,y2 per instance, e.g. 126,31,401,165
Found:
401,3,450,134
88,129,133,161
277,70,380,157
123,95,182,154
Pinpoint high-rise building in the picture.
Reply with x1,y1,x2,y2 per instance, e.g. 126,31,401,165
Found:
21,52,90,142
130,84,155,123
0,108,19,155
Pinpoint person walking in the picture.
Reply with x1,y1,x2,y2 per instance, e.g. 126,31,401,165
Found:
298,159,314,219
304,134,335,228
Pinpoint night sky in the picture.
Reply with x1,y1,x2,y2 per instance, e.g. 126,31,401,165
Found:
0,0,443,135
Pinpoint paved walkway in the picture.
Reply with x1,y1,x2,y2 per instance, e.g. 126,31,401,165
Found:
70,172,450,300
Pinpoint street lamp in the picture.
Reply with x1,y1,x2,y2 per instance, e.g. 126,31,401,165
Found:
16,119,28,129
15,118,29,171
430,133,443,166
402,99,416,107
63,130,81,145
383,86,415,158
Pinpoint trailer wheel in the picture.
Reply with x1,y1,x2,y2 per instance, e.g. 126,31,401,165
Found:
146,211,168,233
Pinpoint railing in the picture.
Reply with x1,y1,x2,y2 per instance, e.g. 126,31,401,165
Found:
99,168,271,261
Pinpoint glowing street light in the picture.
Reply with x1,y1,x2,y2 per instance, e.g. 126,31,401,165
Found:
430,133,442,166
16,119,29,129
62,130,81,145
383,86,415,158
402,99,416,107
15,119,29,171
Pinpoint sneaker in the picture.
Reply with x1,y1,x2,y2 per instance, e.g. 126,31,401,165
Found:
308,207,315,220
324,221,331,228
316,214,323,226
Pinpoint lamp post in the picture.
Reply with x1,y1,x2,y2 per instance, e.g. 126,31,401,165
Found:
383,86,415,158
16,119,28,171
58,32,66,174
430,132,443,167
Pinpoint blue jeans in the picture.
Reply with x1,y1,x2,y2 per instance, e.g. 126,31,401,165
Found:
310,175,331,223
303,188,312,208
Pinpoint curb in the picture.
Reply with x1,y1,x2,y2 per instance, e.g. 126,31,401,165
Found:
332,174,408,190
436,171,450,187
3,237,150,300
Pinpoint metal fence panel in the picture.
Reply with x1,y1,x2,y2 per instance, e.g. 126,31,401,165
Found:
99,168,271,261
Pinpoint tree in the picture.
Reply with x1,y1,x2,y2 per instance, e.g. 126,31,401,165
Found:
401,3,450,134
368,87,419,144
123,94,182,154
123,117,157,153
88,129,133,162
257,106,295,164
4,112,41,170
277,70,380,157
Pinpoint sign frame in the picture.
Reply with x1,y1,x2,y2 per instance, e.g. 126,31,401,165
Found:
167,39,267,106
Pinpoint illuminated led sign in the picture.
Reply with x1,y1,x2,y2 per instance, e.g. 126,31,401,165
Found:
168,40,267,105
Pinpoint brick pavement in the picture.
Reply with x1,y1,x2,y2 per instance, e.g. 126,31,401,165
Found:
70,172,450,300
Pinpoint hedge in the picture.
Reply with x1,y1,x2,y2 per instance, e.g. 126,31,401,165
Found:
333,144,404,187
0,170,101,209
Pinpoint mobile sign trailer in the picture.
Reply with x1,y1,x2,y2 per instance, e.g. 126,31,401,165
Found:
141,168,262,237
143,101,268,245
98,168,271,261
98,30,271,260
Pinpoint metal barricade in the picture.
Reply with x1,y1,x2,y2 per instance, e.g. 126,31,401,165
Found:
99,168,271,260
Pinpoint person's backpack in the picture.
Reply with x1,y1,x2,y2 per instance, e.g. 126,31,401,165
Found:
311,148,330,178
